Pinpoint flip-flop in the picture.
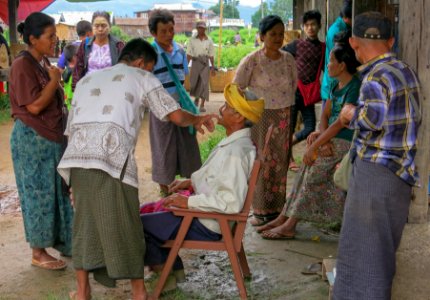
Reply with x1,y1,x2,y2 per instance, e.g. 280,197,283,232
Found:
249,213,279,227
301,262,322,275
31,258,67,270
261,231,295,240
289,161,300,172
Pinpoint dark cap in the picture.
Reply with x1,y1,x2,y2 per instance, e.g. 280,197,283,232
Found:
353,11,392,40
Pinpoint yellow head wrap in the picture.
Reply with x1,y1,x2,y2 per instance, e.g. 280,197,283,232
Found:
224,83,264,124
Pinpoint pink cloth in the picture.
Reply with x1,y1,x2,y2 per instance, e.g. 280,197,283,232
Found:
140,189,193,214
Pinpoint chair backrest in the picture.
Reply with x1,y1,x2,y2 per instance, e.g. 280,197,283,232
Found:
240,125,274,215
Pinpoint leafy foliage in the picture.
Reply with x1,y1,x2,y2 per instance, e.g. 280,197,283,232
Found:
173,34,189,46
110,25,132,42
215,44,254,68
0,93,11,124
199,125,226,162
209,28,258,46
209,0,240,19
251,0,293,27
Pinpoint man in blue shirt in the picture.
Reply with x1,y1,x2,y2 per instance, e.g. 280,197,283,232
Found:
320,1,352,102
333,12,421,300
57,20,93,70
149,9,202,196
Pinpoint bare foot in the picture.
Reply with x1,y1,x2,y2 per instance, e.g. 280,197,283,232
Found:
260,218,298,239
256,215,288,233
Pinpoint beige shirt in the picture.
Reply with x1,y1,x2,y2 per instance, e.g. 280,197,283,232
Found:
58,63,180,188
234,49,297,109
186,36,215,58
188,128,256,234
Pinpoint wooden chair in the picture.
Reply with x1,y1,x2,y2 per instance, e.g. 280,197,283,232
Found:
151,125,274,300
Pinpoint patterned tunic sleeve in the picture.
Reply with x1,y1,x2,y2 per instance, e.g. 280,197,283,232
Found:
142,72,181,121
233,52,254,90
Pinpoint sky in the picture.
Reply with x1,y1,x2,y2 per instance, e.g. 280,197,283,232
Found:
43,0,261,23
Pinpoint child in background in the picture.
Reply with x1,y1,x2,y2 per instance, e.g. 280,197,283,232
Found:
62,44,78,109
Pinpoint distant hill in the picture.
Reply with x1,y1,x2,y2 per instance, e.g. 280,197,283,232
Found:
43,0,260,24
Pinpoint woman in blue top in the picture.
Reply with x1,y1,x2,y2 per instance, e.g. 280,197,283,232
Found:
257,31,361,239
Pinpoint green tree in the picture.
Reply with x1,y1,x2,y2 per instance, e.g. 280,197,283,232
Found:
209,0,241,19
251,2,270,28
270,0,293,23
110,25,132,42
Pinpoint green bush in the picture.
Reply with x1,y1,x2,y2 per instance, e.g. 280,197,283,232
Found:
199,125,226,162
209,28,258,46
0,93,10,110
215,44,255,69
174,34,189,46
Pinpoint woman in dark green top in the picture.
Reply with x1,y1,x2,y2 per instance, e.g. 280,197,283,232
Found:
257,32,361,239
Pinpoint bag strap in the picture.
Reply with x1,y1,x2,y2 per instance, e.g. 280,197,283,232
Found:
152,42,184,93
380,63,421,123
316,42,325,78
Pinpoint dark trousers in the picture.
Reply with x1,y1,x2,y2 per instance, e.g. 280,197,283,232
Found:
333,158,411,300
141,212,221,270
291,89,316,142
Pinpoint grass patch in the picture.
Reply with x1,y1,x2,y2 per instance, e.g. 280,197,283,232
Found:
199,125,226,162
0,93,11,124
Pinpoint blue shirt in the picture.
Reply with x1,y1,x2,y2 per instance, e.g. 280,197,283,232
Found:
321,17,350,100
152,41,189,95
350,53,421,186
57,40,81,69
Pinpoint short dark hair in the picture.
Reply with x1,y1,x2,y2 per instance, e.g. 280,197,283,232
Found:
259,15,284,36
340,1,352,19
118,38,158,65
92,11,111,26
148,9,175,34
76,20,92,37
331,30,360,74
302,10,322,26
17,12,55,45
63,43,78,62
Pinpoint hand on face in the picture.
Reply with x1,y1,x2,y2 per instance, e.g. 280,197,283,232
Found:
195,114,217,134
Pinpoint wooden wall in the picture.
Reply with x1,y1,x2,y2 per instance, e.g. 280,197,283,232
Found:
399,0,430,223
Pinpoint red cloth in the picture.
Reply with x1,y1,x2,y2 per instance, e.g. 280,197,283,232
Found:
140,189,193,214
0,0,55,25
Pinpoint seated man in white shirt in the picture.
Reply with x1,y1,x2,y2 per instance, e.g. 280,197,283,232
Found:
141,83,264,288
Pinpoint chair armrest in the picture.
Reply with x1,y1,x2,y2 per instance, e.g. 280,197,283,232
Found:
168,207,248,221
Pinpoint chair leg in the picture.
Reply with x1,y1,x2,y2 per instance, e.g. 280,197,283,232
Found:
219,220,247,300
238,243,251,279
152,216,193,299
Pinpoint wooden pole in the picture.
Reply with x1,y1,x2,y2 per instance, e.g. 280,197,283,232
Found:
398,0,429,223
8,0,18,44
217,0,224,68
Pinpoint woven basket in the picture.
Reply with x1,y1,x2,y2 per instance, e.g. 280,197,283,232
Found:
210,69,235,93
283,30,301,46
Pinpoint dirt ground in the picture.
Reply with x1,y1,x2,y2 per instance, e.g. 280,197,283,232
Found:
0,94,337,300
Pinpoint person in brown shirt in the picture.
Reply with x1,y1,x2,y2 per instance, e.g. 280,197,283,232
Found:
8,12,73,271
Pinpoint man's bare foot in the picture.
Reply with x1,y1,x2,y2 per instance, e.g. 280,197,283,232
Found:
256,215,288,233
260,226,296,240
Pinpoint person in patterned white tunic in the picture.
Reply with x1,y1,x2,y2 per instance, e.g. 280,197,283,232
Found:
58,38,215,300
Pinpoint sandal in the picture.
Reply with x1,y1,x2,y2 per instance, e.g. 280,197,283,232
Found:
289,161,300,172
249,213,279,227
301,262,322,275
31,258,67,270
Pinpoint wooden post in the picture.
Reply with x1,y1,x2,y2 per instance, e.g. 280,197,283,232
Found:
399,0,429,223
8,0,18,44
217,0,224,69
